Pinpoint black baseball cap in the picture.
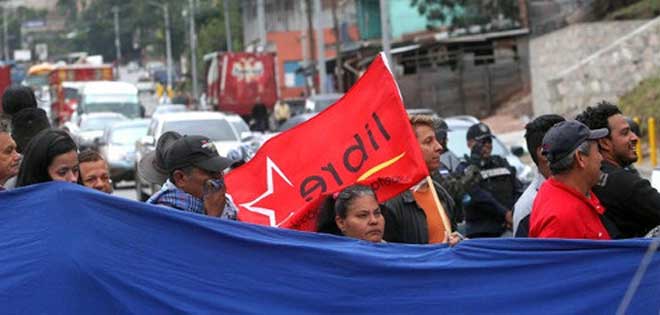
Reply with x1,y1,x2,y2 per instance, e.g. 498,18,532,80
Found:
466,123,493,141
138,131,182,185
433,118,450,141
542,120,608,163
163,135,233,173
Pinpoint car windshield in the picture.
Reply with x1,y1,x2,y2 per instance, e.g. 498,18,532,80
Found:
110,125,148,145
230,119,250,135
162,119,238,141
80,116,126,131
447,128,508,158
83,94,141,118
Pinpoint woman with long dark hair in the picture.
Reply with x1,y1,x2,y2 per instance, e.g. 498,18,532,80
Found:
16,128,79,187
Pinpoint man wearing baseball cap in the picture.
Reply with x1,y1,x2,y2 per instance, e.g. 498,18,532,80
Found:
457,122,523,238
529,120,610,239
145,134,238,220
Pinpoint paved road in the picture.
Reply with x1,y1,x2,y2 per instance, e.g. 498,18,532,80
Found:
112,181,139,201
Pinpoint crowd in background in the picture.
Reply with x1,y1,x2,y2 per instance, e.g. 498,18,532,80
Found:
1,86,659,244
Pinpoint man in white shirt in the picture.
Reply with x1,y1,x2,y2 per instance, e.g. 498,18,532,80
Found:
513,114,565,237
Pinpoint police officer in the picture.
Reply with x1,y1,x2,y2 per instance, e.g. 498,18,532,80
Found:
431,117,480,226
457,122,524,238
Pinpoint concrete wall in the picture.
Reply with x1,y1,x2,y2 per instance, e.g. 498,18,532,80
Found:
530,20,651,116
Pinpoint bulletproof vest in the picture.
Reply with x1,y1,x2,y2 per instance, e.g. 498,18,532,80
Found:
478,157,516,208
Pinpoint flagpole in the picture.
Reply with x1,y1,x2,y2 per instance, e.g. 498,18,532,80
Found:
426,176,453,237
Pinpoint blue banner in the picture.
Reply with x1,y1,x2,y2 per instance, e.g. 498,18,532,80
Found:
1,182,659,314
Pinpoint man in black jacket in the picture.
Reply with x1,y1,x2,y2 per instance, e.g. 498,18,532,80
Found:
456,123,524,238
383,115,460,244
576,101,660,238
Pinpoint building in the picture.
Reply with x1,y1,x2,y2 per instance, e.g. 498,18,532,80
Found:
242,0,530,117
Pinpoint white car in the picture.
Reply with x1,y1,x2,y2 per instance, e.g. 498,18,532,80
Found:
134,111,249,200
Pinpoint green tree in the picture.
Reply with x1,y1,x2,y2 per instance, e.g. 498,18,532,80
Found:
410,0,520,31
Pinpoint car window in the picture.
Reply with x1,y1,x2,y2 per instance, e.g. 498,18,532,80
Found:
447,128,508,158
230,119,249,135
110,126,149,145
82,95,141,118
162,119,237,141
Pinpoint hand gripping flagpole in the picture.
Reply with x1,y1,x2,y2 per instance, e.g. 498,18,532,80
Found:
381,51,454,240
426,176,453,237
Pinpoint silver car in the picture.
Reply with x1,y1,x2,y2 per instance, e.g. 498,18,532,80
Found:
97,119,150,186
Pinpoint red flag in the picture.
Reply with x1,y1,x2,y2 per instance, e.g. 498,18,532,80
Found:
226,53,428,231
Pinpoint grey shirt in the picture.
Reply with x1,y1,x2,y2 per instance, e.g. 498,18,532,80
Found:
440,150,462,173
513,171,544,236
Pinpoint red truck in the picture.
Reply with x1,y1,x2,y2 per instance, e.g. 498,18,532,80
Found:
206,52,278,116
49,64,115,125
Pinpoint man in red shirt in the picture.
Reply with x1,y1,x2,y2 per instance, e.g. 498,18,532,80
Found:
529,120,610,239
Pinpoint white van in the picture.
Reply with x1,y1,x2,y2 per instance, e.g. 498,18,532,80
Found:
77,81,143,119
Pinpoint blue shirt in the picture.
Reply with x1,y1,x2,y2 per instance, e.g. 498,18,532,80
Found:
147,179,238,220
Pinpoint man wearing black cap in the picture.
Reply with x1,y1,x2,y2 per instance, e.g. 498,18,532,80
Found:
576,102,660,238
456,122,523,238
145,134,238,219
529,120,610,239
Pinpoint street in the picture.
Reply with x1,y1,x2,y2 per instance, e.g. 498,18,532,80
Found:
112,181,137,200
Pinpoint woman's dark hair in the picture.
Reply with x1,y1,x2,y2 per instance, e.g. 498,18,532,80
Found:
16,128,78,187
2,86,37,117
316,184,376,235
524,114,565,166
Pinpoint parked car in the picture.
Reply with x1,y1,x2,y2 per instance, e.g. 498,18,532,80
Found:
72,112,128,150
134,111,247,201
97,119,149,186
151,104,187,118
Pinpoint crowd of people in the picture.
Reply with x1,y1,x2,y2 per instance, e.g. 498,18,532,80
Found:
1,85,659,243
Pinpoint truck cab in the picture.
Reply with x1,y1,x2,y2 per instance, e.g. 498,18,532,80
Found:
76,81,143,120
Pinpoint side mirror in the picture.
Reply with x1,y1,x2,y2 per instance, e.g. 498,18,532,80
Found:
511,146,525,157
139,135,155,147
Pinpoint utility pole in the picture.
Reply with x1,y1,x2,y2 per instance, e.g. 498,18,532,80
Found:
164,3,173,90
223,0,232,52
331,0,343,92
379,0,392,70
188,0,199,104
257,0,266,50
2,6,8,61
112,6,122,66
304,0,316,93
313,0,326,94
